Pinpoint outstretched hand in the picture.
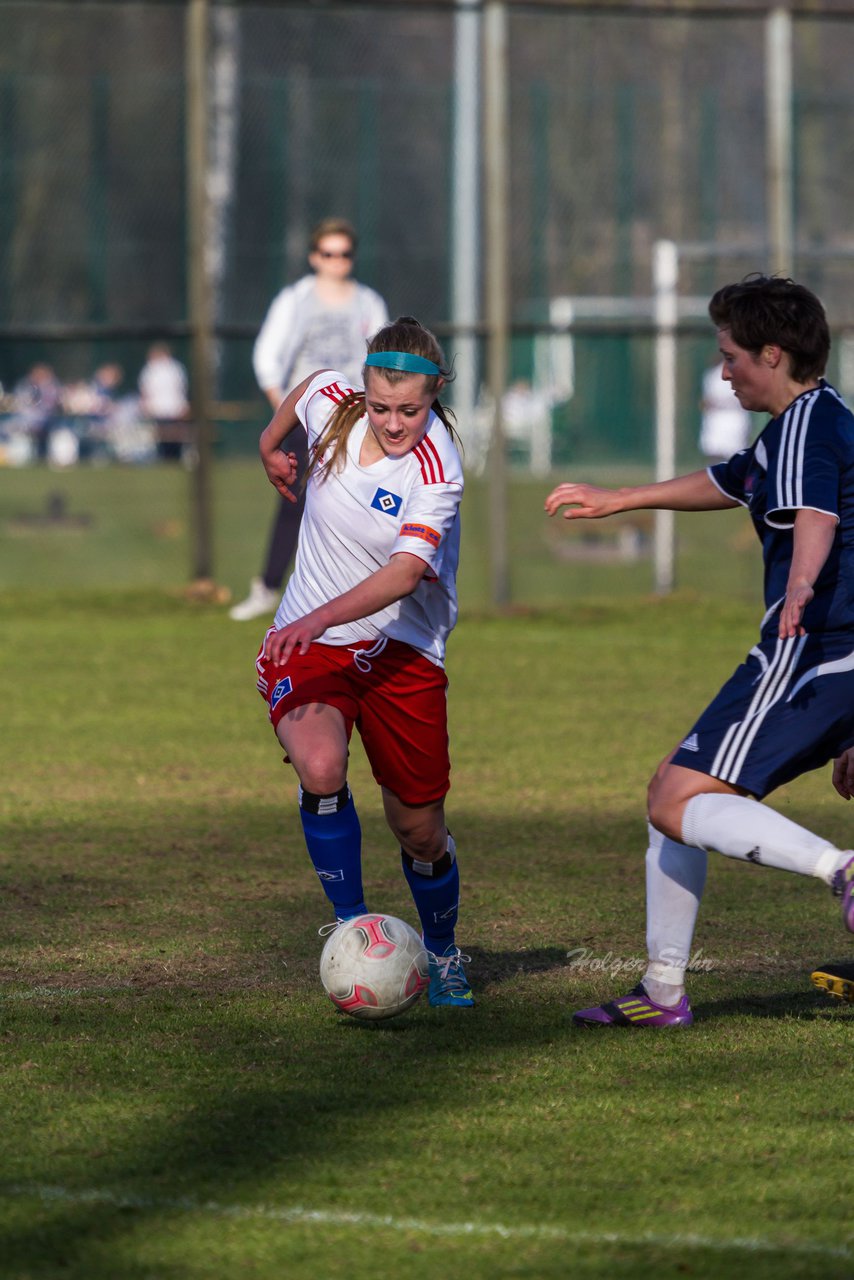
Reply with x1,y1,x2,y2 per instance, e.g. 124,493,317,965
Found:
544,481,622,520
262,449,300,502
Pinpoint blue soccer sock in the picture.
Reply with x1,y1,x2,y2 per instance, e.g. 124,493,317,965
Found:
401,833,459,956
298,784,367,920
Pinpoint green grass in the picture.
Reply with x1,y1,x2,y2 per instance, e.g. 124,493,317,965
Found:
0,458,763,606
1,578,851,1278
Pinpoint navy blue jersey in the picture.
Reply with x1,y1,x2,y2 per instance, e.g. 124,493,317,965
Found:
709,381,854,635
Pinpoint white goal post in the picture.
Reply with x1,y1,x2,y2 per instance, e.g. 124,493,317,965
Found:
653,239,707,595
653,237,854,594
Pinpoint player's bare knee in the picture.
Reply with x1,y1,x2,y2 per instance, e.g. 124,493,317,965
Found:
646,771,666,822
393,815,446,863
647,788,682,843
404,833,446,863
647,758,687,841
293,754,347,797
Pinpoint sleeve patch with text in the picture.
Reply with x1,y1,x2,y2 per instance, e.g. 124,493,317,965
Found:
400,522,441,548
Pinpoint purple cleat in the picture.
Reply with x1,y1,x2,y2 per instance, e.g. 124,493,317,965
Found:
832,853,854,933
573,983,693,1028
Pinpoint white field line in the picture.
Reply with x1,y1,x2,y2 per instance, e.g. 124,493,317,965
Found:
3,1185,851,1260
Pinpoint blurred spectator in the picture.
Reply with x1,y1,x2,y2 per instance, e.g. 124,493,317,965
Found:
138,343,191,462
58,363,126,464
469,379,554,477
12,363,63,462
85,362,125,461
107,395,156,464
229,216,389,621
90,361,124,413
0,360,159,467
699,357,752,463
501,379,554,476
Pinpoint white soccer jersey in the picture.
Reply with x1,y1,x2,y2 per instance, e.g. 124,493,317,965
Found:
274,372,464,666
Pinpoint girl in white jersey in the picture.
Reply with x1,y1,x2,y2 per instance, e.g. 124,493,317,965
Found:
254,318,473,1008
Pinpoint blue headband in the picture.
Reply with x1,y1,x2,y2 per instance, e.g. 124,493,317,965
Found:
364,351,441,376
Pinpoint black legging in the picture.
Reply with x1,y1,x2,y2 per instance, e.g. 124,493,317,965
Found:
261,428,309,590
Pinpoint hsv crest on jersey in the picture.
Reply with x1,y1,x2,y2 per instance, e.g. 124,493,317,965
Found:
371,487,403,517
271,676,293,709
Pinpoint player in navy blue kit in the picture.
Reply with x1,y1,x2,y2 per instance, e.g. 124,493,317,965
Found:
546,275,854,1026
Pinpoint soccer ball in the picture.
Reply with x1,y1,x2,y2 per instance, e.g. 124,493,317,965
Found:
319,913,430,1021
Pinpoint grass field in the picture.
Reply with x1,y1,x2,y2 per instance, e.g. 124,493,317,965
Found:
0,457,761,605
1,464,851,1278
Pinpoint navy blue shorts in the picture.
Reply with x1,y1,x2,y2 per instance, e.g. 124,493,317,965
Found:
670,630,854,798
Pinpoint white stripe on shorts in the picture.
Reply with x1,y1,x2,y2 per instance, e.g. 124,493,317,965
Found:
711,634,807,785
787,646,854,701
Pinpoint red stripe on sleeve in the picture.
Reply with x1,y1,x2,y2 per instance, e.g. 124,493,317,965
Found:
413,444,430,484
414,441,438,484
421,434,446,483
319,381,354,405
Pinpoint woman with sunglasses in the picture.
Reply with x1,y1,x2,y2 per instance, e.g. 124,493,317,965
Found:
253,317,473,1008
231,218,389,621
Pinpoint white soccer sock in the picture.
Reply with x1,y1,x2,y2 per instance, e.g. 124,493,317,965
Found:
682,793,845,884
643,823,707,1004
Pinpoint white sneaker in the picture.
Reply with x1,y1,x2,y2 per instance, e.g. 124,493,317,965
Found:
228,577,279,621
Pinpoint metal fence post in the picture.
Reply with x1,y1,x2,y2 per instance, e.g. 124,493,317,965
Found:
451,0,480,454
653,238,678,595
186,0,215,584
483,0,509,608
766,5,793,275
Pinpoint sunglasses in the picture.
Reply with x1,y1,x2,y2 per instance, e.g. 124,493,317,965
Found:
317,249,354,260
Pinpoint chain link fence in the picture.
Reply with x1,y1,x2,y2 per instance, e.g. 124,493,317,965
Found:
3,1,854,474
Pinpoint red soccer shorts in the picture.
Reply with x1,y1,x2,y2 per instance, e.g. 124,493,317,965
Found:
255,633,450,805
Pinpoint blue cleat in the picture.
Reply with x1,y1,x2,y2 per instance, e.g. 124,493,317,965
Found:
427,945,474,1008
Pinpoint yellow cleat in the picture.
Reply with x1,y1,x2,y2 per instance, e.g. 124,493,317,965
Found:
811,964,854,1004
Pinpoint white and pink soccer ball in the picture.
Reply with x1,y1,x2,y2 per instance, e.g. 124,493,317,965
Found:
319,913,430,1021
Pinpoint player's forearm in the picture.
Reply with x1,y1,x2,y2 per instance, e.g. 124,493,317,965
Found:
616,470,737,513
787,509,838,590
546,470,738,522
311,555,427,631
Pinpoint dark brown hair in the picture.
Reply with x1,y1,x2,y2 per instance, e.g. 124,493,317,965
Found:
708,274,830,383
